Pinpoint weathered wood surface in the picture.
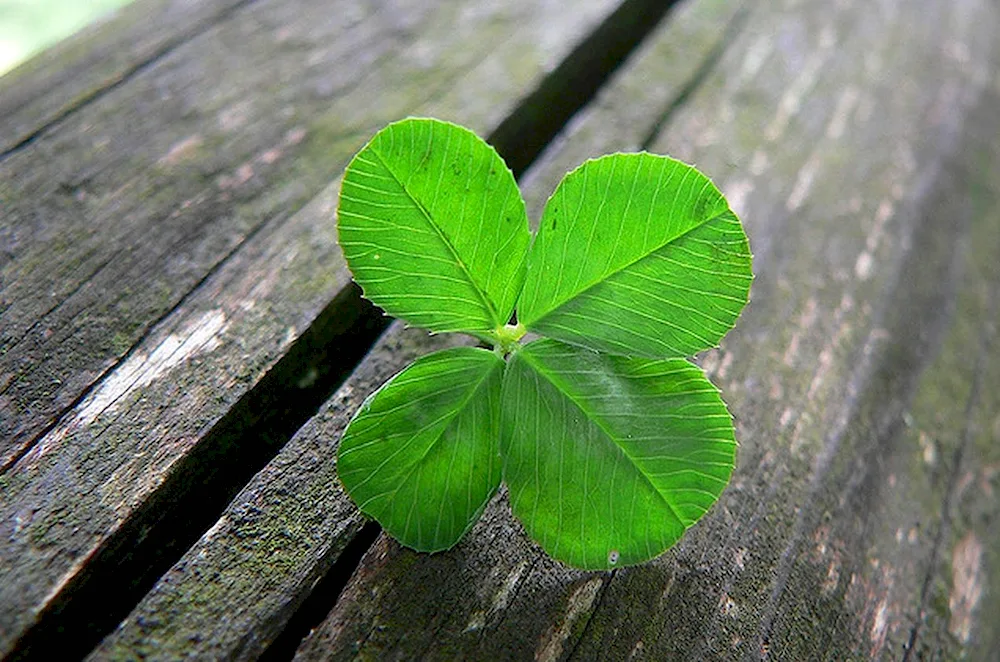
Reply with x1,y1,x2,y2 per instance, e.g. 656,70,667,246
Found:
0,0,250,156
2,0,999,659
0,0,641,657
286,0,1000,659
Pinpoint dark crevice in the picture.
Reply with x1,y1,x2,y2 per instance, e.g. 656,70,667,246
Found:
566,571,616,661
7,285,390,662
240,2,688,658
640,4,750,151
1,0,493,471
489,0,681,177
0,0,260,161
1,0,430,468
1,202,296,477
1,0,282,471
258,521,382,662
6,0,689,658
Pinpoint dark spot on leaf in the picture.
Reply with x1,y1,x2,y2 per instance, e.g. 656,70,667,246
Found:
692,192,716,220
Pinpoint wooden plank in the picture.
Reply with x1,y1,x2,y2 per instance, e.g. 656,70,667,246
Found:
893,95,1000,661
288,0,1000,659
0,0,629,657
0,0,249,156
86,2,733,658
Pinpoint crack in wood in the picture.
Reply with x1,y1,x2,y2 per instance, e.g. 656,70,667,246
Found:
565,570,615,661
3,285,389,661
750,116,975,659
0,255,113,385
902,280,997,660
1,199,287,475
489,0,679,177
640,4,751,151
0,0,695,658
256,521,381,661
248,3,695,656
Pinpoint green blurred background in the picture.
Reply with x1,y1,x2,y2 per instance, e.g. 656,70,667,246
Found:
0,0,134,76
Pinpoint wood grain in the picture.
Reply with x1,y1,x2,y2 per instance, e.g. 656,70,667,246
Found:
0,0,251,156
4,0,602,469
4,0,999,657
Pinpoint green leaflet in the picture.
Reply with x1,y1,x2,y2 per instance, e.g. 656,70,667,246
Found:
338,118,531,336
337,347,504,552
517,153,752,358
501,339,736,570
335,119,750,570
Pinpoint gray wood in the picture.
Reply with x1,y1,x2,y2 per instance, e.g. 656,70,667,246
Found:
89,324,472,660
4,0,999,658
0,0,623,656
0,0,249,156
291,0,1000,659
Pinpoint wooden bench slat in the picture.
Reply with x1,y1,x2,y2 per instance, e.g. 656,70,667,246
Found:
4,0,999,657
2,0,603,471
0,0,626,657
898,94,1000,661
89,325,475,660
285,0,1000,658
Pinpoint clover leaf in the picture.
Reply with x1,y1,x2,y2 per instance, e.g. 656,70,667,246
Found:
335,117,751,570
337,118,530,339
502,339,736,569
518,153,751,358
337,347,504,552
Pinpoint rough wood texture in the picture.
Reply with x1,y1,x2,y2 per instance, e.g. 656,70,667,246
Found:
288,0,1000,659
0,0,255,156
89,324,471,660
0,0,624,657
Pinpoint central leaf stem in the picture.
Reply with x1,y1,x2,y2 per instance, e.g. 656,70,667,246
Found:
492,322,526,356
